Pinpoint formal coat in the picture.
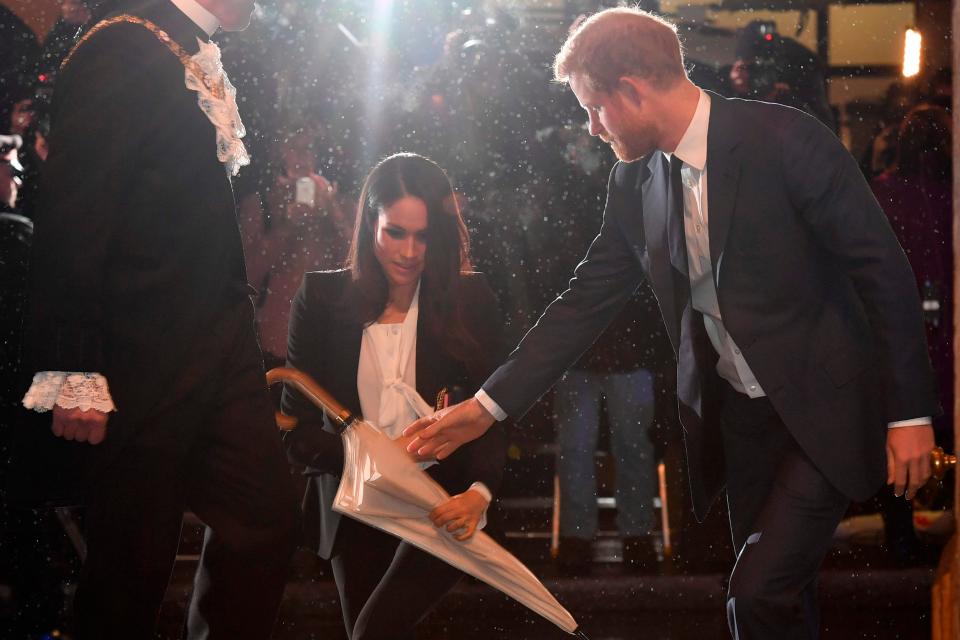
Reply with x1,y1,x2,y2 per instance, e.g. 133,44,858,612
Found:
17,2,296,636
485,93,940,521
25,0,253,445
282,269,508,559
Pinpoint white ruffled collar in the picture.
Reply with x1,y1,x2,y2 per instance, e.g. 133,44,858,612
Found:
185,38,250,176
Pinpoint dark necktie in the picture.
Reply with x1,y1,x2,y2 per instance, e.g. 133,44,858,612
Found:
669,153,711,431
666,154,688,276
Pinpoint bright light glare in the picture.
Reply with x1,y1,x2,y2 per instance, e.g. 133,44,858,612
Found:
363,0,395,166
902,28,921,78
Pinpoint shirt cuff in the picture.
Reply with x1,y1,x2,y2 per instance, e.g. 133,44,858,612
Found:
468,481,492,531
475,388,507,421
22,372,117,413
469,481,492,503
887,417,931,429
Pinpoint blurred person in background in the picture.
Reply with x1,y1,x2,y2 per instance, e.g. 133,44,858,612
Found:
4,87,49,218
0,135,24,215
729,20,835,131
242,126,351,367
281,153,507,640
871,104,953,566
0,6,40,103
37,0,95,83
554,286,668,573
0,133,76,640
872,104,953,452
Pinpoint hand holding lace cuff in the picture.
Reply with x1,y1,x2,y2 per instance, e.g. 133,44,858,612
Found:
22,372,117,413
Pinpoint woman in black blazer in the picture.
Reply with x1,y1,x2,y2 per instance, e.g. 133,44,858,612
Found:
281,153,507,640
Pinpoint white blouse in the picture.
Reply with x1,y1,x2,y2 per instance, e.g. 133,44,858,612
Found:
357,283,433,447
356,282,492,510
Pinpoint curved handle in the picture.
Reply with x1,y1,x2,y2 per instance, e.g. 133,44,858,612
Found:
930,446,957,481
265,366,357,432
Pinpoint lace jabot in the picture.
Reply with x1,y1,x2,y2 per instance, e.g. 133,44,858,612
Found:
186,39,250,176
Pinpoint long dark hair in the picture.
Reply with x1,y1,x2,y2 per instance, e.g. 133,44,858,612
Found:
896,104,952,180
345,153,481,370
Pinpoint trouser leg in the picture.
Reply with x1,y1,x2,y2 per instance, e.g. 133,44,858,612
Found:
351,541,465,640
185,321,298,640
720,386,848,640
329,517,399,638
554,371,602,539
603,368,657,536
73,423,191,640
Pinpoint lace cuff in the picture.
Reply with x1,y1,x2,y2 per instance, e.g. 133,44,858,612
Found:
22,372,117,413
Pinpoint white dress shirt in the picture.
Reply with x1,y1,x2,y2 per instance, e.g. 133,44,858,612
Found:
170,0,219,36
668,90,765,399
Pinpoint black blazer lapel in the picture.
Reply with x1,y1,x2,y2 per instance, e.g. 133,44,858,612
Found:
325,296,363,416
415,313,443,410
705,92,742,288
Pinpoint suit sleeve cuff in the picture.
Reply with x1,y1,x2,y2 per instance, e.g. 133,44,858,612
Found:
887,417,931,429
475,388,507,421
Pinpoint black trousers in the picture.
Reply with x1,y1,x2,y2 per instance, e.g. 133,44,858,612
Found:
73,306,298,639
330,514,465,640
720,383,849,640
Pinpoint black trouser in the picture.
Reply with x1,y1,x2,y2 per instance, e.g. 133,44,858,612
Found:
720,383,849,640
73,308,298,640
330,514,465,640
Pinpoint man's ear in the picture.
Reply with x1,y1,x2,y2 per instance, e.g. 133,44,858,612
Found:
617,76,647,106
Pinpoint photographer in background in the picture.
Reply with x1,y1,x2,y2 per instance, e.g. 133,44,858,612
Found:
729,20,835,131
37,0,95,83
4,86,49,219
241,127,351,367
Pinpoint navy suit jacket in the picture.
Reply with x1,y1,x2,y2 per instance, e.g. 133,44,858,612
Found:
485,93,940,520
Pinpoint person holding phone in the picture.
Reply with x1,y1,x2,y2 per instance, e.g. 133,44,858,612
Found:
280,153,507,640
241,128,351,368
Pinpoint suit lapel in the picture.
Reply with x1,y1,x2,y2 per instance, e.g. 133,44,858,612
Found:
415,309,450,409
639,153,682,351
705,92,742,288
326,295,363,415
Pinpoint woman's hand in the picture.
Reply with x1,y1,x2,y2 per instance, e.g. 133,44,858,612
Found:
429,489,488,541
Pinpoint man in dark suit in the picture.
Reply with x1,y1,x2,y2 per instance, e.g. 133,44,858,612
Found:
20,0,297,637
406,8,939,638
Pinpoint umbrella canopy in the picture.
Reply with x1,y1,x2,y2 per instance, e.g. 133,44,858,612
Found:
267,367,586,637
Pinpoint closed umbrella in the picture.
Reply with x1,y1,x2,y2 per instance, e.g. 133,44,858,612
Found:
267,366,589,638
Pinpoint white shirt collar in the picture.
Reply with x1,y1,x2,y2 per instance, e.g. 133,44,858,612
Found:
170,0,219,37
669,89,711,172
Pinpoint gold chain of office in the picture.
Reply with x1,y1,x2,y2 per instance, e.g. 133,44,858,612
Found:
60,15,226,101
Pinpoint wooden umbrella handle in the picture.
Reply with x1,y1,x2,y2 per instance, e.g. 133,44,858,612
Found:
931,446,957,481
265,366,357,432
